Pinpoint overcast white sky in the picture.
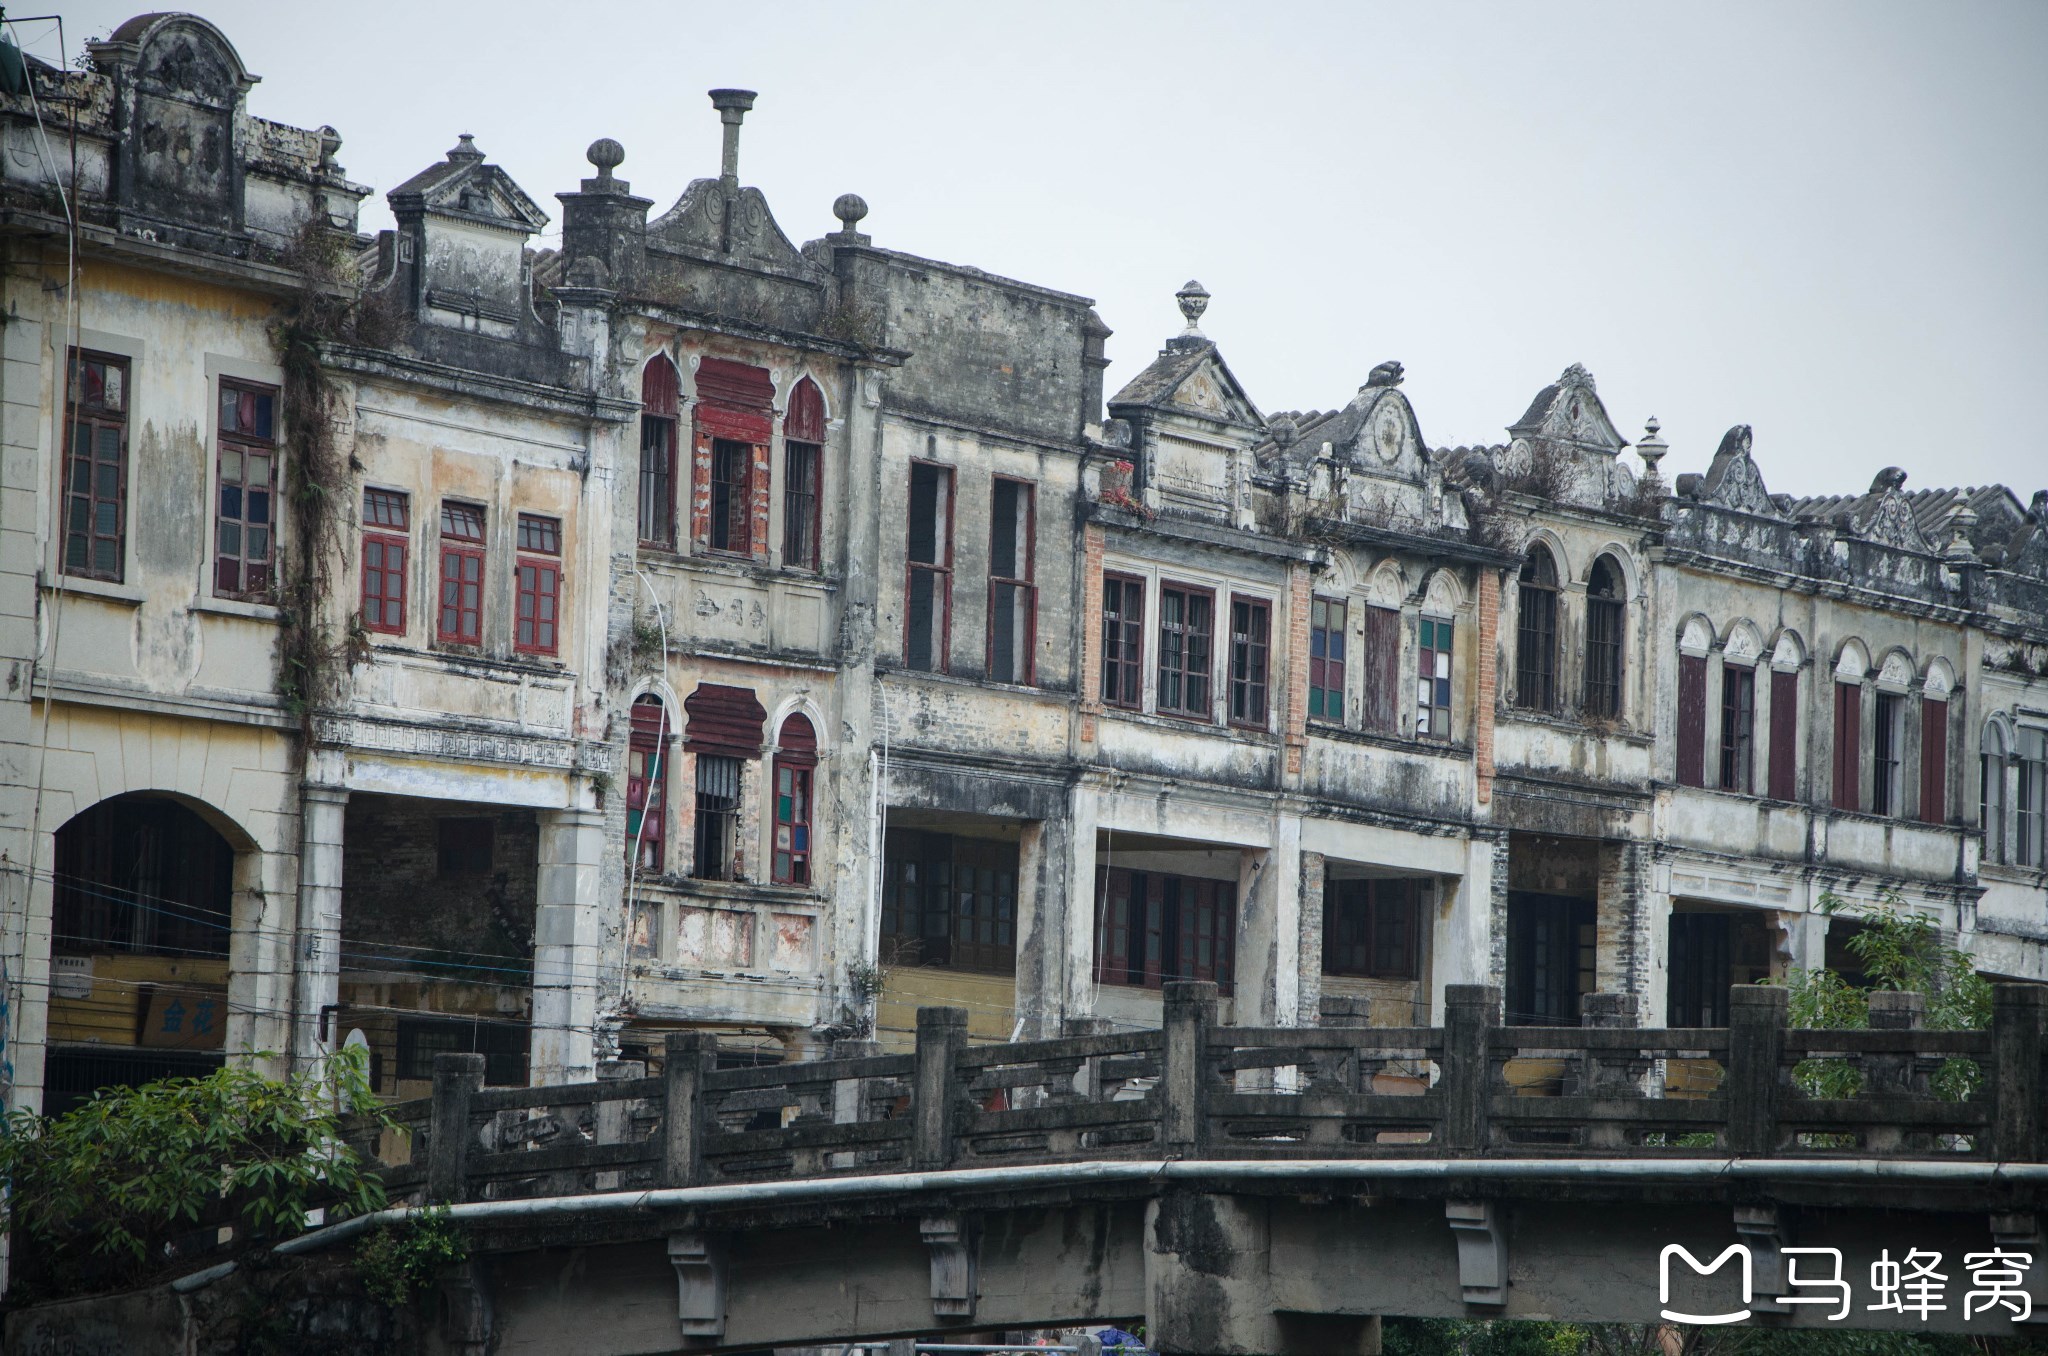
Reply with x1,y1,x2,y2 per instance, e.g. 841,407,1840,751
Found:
30,2,2048,498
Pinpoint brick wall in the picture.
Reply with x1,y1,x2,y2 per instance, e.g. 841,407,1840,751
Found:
341,795,539,971
1296,851,1325,1023
1079,523,1104,741
1285,564,1311,776
1596,839,1652,1002
1476,568,1499,803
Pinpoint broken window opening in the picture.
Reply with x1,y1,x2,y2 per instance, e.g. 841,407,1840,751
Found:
783,376,825,570
627,696,669,872
1583,555,1624,718
639,357,680,549
1309,597,1346,723
904,461,953,672
772,714,816,887
1101,573,1146,708
214,379,277,600
1720,663,1756,793
1920,696,1949,825
708,438,752,554
1228,595,1270,727
1417,615,1453,741
1872,691,1904,817
988,477,1036,685
1514,547,1558,713
63,349,129,583
693,754,742,881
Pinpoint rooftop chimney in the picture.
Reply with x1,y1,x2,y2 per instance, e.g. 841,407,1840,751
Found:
709,89,757,184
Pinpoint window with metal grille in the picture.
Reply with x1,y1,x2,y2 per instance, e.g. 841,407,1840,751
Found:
708,439,752,553
63,349,129,582
1228,595,1269,726
1309,597,1345,723
784,377,825,570
693,754,742,881
1101,574,1145,708
1505,893,1595,1027
1514,548,1558,711
1157,583,1214,720
360,488,409,635
989,478,1036,685
627,696,668,871
1720,664,1756,793
905,462,953,672
2016,729,2045,867
881,829,1018,974
772,714,816,886
1322,878,1421,979
1417,616,1453,741
1872,691,1904,816
396,1017,528,1087
1583,556,1624,717
1832,681,1862,812
514,513,561,656
639,357,679,548
1983,722,2009,865
437,502,486,644
1668,912,1733,1028
1093,868,1235,995
215,380,277,599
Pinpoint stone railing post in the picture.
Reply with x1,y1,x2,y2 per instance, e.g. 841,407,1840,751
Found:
1443,985,1500,1152
1726,985,1788,1155
427,1052,486,1204
662,1031,718,1187
1993,984,2048,1162
1578,993,1645,1143
1161,981,1217,1155
913,1006,969,1169
1865,990,1924,1153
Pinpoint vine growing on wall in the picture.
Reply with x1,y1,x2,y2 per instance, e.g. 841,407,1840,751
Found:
268,220,400,743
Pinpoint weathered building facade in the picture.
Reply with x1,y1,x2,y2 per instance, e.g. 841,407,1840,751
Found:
2,11,2046,1131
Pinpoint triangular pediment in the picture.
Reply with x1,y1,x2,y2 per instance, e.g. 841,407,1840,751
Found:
1108,338,1263,430
1510,363,1627,454
390,138,549,235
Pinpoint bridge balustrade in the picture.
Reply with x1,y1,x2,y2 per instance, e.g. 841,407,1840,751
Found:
343,980,2048,1205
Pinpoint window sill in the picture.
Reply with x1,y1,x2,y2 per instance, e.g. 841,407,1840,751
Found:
1099,706,1280,743
1306,722,1473,760
45,576,143,607
638,546,838,591
193,596,281,622
877,665,1070,700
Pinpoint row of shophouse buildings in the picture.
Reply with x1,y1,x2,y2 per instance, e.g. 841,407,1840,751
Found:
2,12,2046,1115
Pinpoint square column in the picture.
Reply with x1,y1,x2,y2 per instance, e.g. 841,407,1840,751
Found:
533,807,606,1085
293,785,348,1069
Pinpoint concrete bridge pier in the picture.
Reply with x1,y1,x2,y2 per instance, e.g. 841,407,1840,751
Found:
1145,1190,1382,1356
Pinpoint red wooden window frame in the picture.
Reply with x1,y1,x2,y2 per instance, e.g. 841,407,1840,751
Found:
1920,697,1949,825
437,502,486,645
784,377,825,571
214,379,278,599
1720,663,1756,793
514,513,562,657
1322,878,1422,980
1309,597,1346,723
904,460,954,673
1767,669,1799,800
639,356,679,549
1676,653,1708,787
693,357,772,556
1101,573,1145,709
1832,681,1862,812
1093,867,1236,995
1156,582,1215,721
772,713,818,887
360,488,410,635
988,477,1037,686
626,696,669,871
1228,594,1270,727
62,349,130,582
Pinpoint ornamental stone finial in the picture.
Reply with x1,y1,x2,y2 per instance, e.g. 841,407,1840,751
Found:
586,138,625,182
1637,417,1668,478
1176,279,1210,337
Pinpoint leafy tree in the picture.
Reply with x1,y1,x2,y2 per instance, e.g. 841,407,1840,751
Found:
0,1048,391,1295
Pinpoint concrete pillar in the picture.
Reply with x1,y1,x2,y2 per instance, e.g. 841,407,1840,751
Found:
1014,814,1073,1039
3,854,49,1116
1232,815,1303,1028
1432,835,1502,1021
1595,840,1653,1009
1296,851,1326,1024
1063,785,1102,1022
236,843,297,1076
293,785,348,1070
533,807,606,1085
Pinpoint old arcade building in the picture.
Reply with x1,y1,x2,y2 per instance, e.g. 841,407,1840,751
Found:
3,12,2047,1128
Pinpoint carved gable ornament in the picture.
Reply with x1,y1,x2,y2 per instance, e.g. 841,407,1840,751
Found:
1696,425,1781,517
1850,468,1936,554
2004,495,2048,579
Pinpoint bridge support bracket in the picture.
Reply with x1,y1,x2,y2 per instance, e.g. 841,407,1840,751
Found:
1991,1213,2048,1323
1734,1205,1788,1315
1445,1200,1507,1307
669,1230,727,1338
437,1258,494,1355
921,1212,981,1321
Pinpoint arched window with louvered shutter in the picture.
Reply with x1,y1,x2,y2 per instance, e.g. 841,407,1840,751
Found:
639,357,680,548
772,713,818,886
784,378,824,570
626,695,670,870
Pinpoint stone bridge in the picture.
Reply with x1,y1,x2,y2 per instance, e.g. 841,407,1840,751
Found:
293,983,2048,1353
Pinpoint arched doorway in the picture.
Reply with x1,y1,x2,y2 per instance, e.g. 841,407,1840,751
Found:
45,794,238,1115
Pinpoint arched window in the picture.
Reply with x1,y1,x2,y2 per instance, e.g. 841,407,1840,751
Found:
2021,728,2048,869
1514,547,1559,712
639,357,680,548
1584,556,1624,718
784,378,824,570
772,714,818,886
1982,721,2009,865
627,696,670,870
